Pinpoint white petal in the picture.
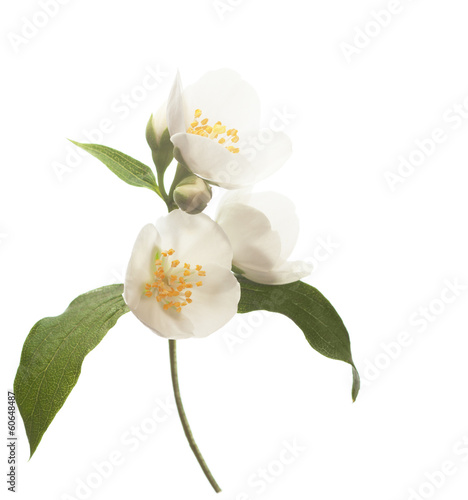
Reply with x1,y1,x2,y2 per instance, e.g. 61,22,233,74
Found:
151,100,168,145
247,130,292,184
171,132,254,189
132,296,195,339
222,191,299,260
182,264,240,338
242,260,313,285
166,71,186,136
216,202,282,271
124,224,161,311
155,210,233,269
182,68,261,133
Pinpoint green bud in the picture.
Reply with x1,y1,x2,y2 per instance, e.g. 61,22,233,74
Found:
173,176,212,215
146,103,174,173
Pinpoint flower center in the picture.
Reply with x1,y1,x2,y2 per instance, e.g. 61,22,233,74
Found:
186,109,240,154
144,249,205,313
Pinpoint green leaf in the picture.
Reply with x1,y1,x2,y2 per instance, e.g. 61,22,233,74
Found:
237,277,360,401
70,140,162,197
14,284,129,457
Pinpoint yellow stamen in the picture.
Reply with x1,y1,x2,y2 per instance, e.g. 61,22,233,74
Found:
187,109,241,154
144,249,205,313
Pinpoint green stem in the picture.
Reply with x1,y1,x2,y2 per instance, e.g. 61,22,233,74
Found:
156,169,169,203
168,340,221,493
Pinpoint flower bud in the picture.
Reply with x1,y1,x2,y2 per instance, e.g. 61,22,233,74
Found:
173,176,212,215
146,102,173,173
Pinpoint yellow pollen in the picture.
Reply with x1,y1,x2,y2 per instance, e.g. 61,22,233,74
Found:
187,109,240,154
144,249,205,313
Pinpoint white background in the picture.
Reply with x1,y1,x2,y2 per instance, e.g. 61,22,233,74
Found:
2,0,468,499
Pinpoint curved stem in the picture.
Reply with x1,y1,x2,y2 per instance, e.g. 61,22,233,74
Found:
168,340,221,493
156,168,170,207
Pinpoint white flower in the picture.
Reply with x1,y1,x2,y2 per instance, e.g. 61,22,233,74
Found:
124,210,240,339
166,69,292,189
216,191,313,285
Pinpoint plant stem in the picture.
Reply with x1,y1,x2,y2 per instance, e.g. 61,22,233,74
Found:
168,339,221,493
156,168,169,204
